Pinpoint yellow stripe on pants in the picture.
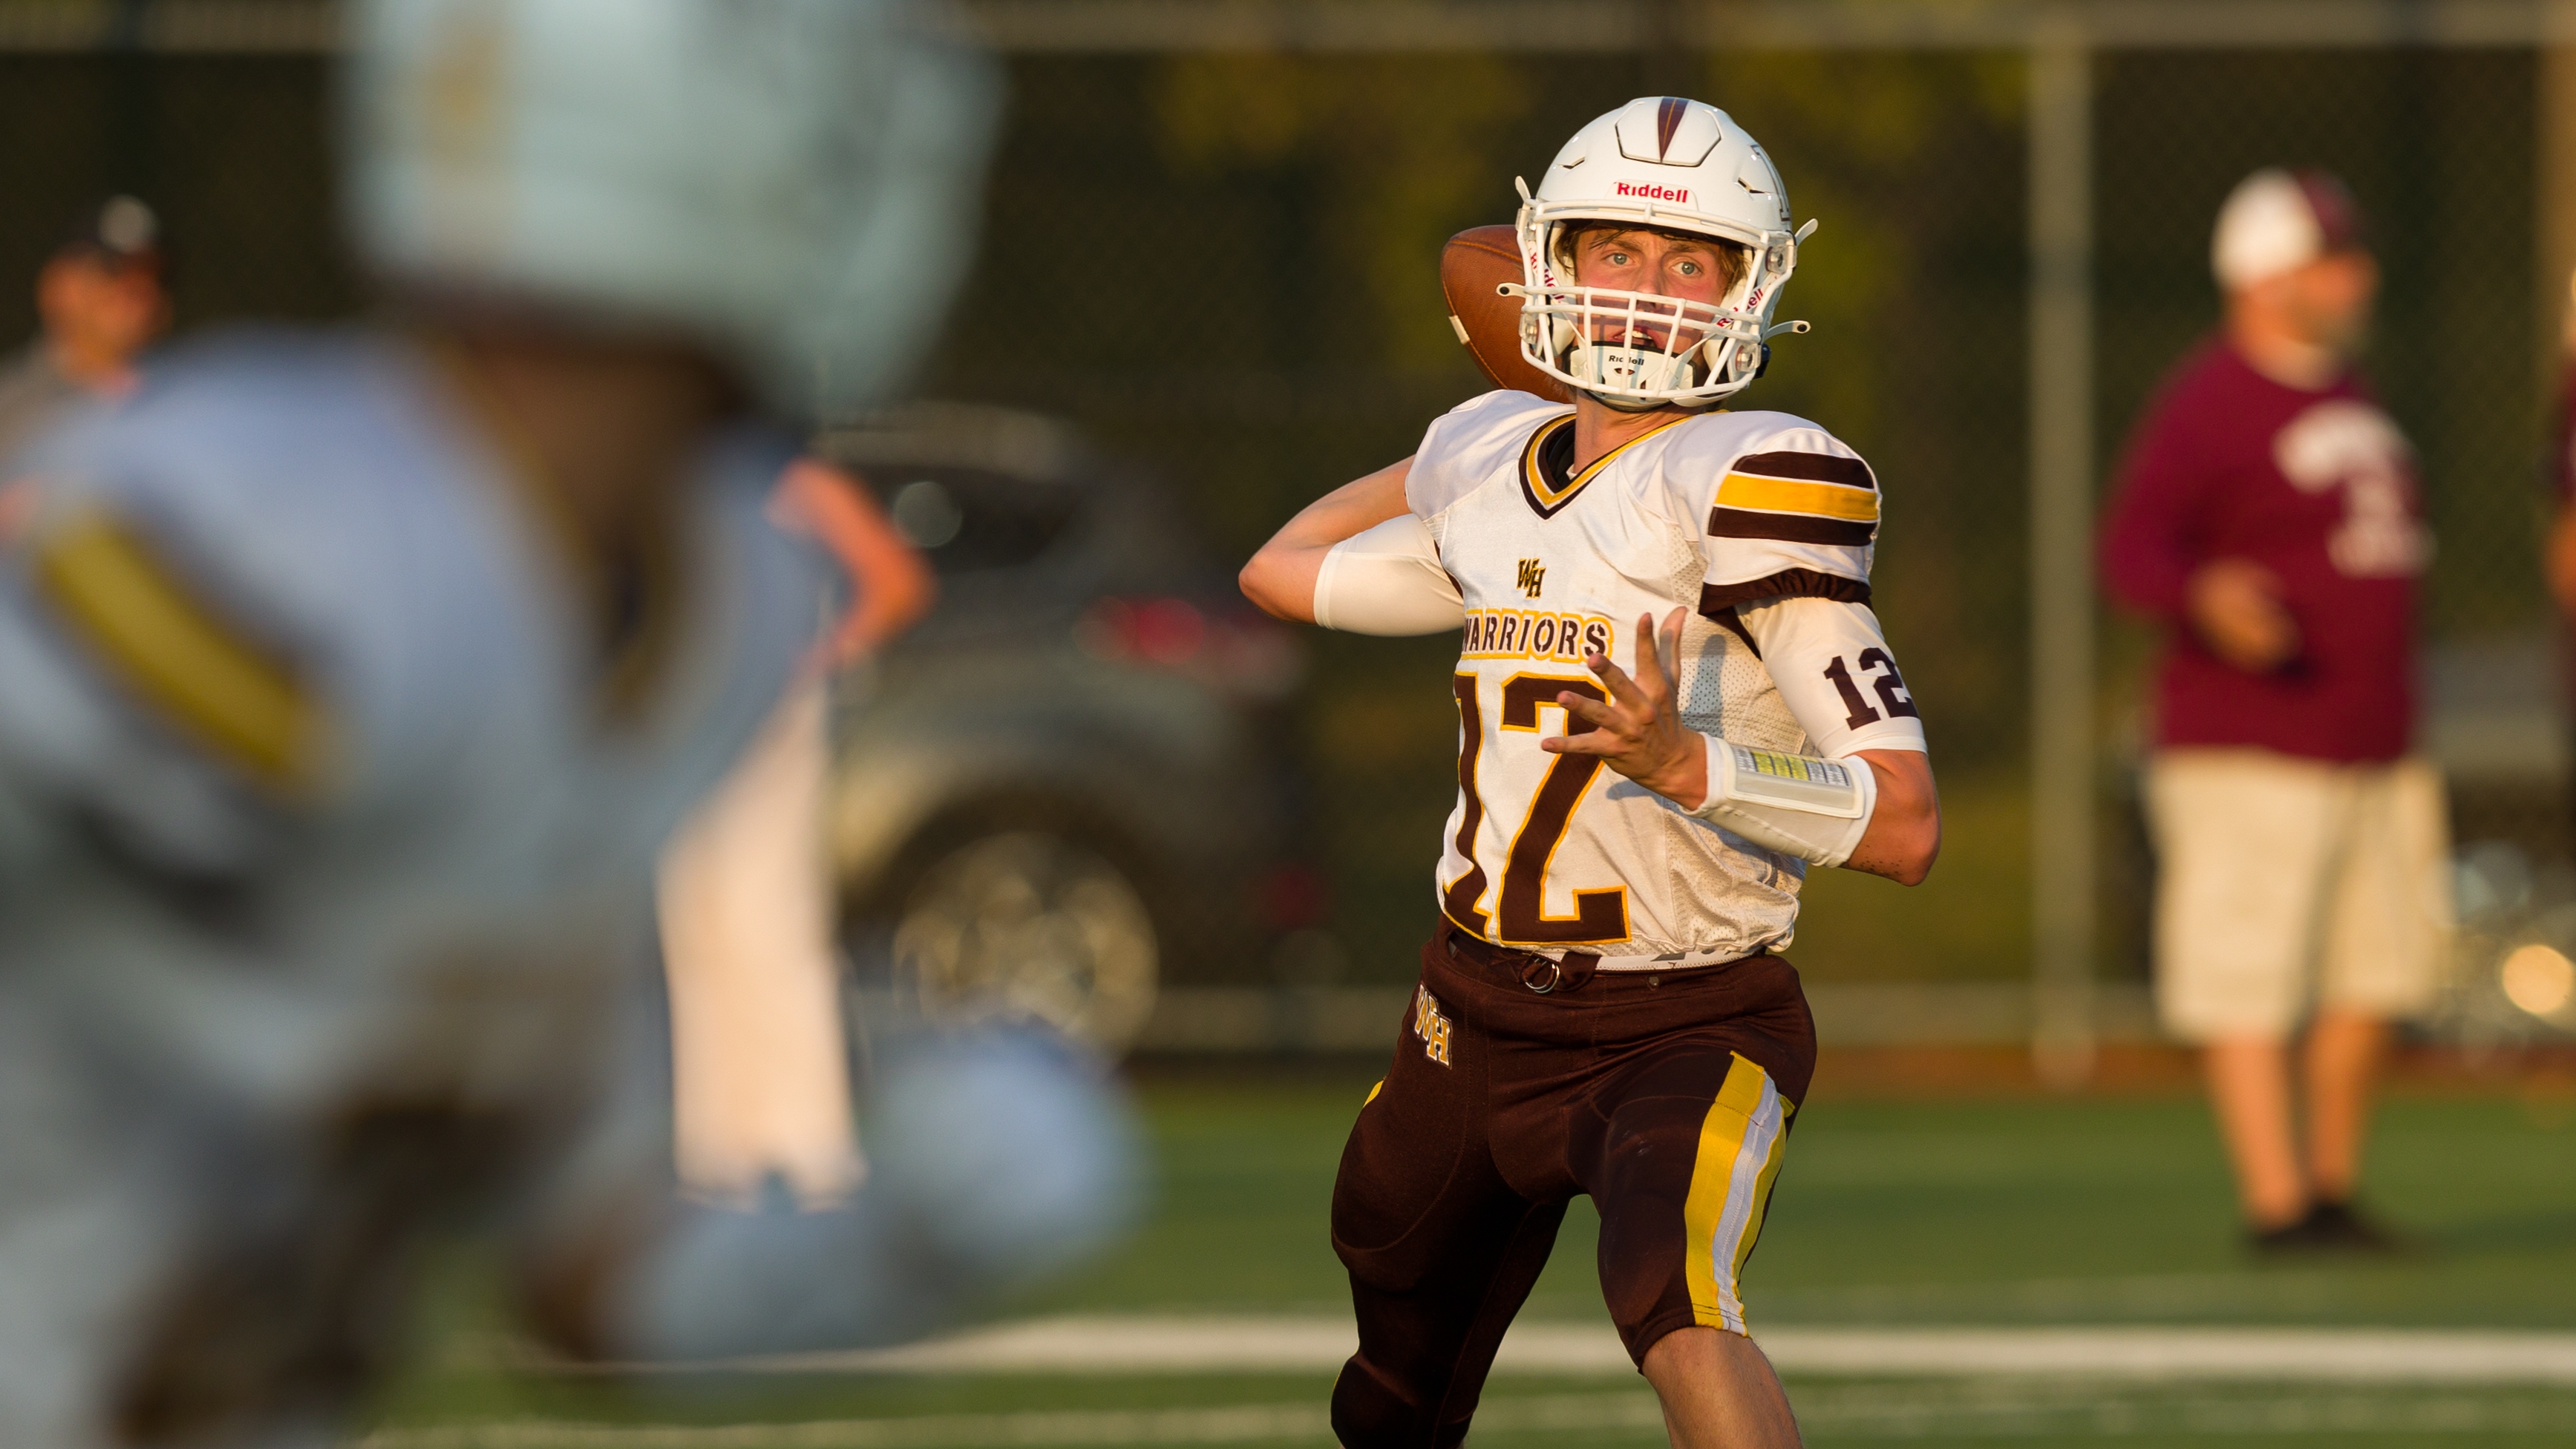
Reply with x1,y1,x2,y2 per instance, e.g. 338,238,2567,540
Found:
1681,1053,1791,1335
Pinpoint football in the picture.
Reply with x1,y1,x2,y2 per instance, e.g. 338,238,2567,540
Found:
1440,224,1572,403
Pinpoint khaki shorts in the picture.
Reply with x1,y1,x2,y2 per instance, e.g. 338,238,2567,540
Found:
2145,749,2452,1042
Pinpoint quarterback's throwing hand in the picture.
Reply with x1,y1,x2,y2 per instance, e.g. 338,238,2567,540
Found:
1543,608,1710,809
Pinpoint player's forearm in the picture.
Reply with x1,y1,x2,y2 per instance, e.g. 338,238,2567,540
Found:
1841,748,1939,886
834,529,937,658
770,459,938,663
1239,457,1412,623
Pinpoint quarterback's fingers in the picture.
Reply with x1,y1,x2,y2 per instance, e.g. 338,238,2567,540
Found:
1627,612,1667,696
1556,690,1625,735
1587,645,1654,713
1655,607,1687,698
1540,728,1621,757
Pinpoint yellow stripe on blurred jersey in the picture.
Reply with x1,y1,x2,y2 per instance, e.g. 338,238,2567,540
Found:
34,511,323,793
1715,473,1881,523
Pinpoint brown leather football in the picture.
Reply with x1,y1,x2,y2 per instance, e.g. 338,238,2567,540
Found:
1441,224,1572,403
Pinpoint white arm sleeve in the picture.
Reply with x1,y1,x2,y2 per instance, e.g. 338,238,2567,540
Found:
1734,595,1929,758
1312,513,1463,635
1687,740,1877,869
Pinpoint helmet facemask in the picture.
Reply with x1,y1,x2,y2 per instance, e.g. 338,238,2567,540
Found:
1548,255,1756,413
1505,171,1809,412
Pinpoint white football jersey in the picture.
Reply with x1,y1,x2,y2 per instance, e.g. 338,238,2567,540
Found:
1409,388,1918,966
0,330,821,1444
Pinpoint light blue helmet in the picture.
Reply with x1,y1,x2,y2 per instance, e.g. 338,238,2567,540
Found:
345,0,998,419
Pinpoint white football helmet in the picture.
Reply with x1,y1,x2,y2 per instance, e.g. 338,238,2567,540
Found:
345,0,998,419
1510,97,1815,411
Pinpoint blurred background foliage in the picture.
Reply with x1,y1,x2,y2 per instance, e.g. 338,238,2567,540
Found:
0,36,2557,990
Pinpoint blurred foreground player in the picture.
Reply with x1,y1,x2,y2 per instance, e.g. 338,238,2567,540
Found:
0,4,1134,1447
2100,169,2442,1253
0,197,171,530
1243,98,1941,1448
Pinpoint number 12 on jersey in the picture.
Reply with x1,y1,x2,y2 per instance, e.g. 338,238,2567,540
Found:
1442,673,1632,946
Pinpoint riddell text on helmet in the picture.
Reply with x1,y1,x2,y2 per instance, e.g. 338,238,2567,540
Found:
1614,181,1692,203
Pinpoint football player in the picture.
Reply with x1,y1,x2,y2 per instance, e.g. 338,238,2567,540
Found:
0,3,1132,1446
1242,97,1941,1448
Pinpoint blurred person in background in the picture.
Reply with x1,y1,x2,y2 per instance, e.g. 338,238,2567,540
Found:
0,196,171,534
660,459,933,1206
0,2,1134,1446
1246,97,1938,1448
2100,168,2442,1255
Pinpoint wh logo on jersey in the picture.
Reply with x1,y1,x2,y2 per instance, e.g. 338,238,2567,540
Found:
1516,558,1546,597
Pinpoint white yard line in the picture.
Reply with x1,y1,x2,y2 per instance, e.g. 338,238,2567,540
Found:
360,1402,1341,1449
405,1318,2576,1449
638,1315,2576,1386
359,1384,2576,1448
1757,1324,2576,1383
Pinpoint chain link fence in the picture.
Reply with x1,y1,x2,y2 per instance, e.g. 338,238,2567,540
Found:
0,2,2566,1041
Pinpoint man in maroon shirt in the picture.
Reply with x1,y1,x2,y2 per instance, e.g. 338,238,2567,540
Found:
2101,169,2445,1254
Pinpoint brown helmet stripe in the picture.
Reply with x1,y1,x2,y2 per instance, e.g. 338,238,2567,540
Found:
1655,97,1688,160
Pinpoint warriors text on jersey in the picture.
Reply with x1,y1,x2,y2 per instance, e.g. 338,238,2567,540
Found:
1410,388,1915,966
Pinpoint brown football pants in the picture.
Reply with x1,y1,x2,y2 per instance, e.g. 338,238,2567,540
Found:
1328,924,1816,1449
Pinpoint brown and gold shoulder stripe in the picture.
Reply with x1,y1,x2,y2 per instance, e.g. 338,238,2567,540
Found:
1708,449,1878,546
1519,411,1686,520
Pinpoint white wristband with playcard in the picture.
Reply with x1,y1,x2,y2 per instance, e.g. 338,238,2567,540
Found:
1687,738,1877,868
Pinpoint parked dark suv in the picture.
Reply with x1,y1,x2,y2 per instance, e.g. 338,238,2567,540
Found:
813,403,1312,1053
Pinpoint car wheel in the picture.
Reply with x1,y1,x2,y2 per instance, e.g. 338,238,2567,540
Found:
887,830,1160,1055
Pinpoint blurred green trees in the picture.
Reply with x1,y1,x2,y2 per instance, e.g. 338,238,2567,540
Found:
0,39,2550,985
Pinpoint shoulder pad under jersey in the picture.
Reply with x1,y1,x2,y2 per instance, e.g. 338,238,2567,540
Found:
1656,410,1877,611
1407,390,1572,519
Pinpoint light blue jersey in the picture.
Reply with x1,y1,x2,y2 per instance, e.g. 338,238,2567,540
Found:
0,329,822,1443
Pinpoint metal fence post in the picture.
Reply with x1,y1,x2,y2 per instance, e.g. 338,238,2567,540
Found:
2537,6,2576,396
2027,11,2097,1087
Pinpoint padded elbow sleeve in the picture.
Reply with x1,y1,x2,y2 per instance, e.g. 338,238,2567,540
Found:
1312,514,1463,635
1687,739,1877,868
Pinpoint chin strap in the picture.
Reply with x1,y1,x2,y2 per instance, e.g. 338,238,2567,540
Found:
1562,323,1802,411
1564,337,1727,411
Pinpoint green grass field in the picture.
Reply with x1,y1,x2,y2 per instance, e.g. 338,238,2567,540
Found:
365,1070,2576,1447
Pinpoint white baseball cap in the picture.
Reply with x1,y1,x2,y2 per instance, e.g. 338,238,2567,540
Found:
2211,168,2367,290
